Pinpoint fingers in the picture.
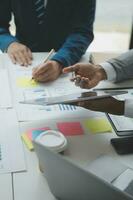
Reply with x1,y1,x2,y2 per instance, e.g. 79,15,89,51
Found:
77,97,117,113
77,101,85,107
17,51,28,66
15,49,32,66
71,75,99,89
7,42,33,66
23,50,32,65
40,74,56,83
63,66,74,73
9,54,16,64
77,100,94,110
32,61,62,83
63,102,79,106
81,78,92,89
74,75,82,86
71,75,91,89
63,64,80,74
32,63,49,79
27,48,33,60
33,71,50,82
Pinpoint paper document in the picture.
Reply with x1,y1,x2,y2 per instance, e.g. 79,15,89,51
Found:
0,174,12,200
0,109,26,173
0,69,12,108
6,53,89,121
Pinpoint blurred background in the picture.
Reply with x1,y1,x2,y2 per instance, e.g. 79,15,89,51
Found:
89,0,133,51
9,0,133,52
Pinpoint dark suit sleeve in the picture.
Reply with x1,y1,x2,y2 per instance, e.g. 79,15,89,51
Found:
51,0,96,67
0,0,18,51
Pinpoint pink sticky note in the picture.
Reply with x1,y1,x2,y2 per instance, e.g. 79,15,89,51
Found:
26,132,32,140
57,122,84,136
26,127,50,140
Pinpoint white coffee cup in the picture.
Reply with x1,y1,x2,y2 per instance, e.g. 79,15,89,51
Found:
35,130,67,153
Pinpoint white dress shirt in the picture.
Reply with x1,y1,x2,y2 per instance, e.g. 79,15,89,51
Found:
100,62,133,118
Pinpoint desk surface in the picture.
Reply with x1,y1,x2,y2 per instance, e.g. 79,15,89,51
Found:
1,51,133,200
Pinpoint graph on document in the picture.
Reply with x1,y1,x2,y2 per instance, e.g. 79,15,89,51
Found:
39,104,77,112
57,104,77,111
0,143,11,173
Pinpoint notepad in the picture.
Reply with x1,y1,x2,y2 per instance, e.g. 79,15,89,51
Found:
21,134,34,151
57,122,84,136
16,77,38,88
21,127,50,151
84,118,112,134
27,127,50,140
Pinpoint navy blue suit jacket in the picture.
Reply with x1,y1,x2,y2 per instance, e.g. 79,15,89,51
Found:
0,0,96,66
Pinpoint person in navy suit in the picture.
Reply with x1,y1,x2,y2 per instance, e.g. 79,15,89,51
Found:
0,0,96,82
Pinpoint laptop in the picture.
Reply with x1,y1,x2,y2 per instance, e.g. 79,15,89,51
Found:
33,140,133,200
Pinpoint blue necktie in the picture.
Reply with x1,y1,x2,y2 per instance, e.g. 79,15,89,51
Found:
35,0,45,25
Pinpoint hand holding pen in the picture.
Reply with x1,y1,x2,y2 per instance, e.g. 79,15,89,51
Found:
32,49,63,83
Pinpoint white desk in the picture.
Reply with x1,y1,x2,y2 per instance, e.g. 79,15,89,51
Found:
13,120,133,200
0,174,13,200
0,52,133,200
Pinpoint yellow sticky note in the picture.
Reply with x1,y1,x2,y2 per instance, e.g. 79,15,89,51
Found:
84,118,112,134
21,134,34,151
16,77,38,88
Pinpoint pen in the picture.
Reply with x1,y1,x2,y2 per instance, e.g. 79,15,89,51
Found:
42,48,55,63
31,48,55,80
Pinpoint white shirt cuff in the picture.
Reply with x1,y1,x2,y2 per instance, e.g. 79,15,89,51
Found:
124,99,133,118
100,62,117,82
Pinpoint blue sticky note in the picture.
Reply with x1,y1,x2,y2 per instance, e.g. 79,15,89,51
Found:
32,130,45,140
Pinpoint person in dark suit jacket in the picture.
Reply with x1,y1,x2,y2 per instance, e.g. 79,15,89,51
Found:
0,0,96,82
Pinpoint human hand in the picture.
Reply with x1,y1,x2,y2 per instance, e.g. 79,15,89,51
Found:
63,63,107,89
7,42,33,66
71,97,124,115
32,60,62,82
